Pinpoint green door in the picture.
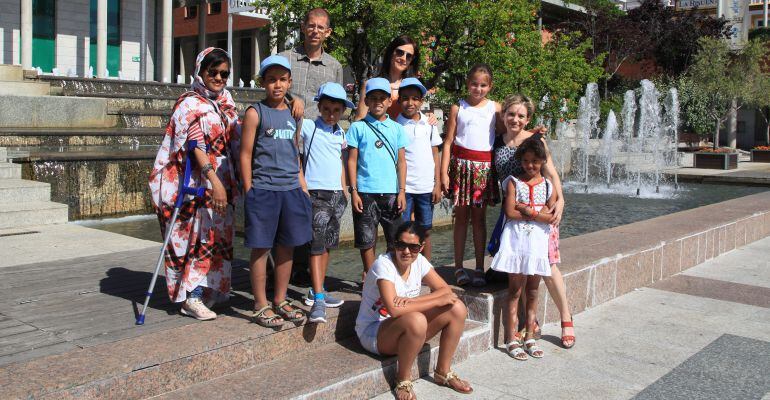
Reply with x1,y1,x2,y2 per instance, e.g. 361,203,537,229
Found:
90,0,121,77
32,0,56,72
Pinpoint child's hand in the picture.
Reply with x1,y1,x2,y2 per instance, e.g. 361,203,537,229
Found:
426,112,439,126
352,192,363,213
432,184,443,204
440,173,450,194
397,192,406,212
440,292,459,306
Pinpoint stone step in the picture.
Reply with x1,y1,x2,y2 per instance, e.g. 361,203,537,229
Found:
0,81,51,96
0,127,163,148
0,64,23,81
0,162,22,179
0,179,51,203
155,322,489,400
0,201,68,229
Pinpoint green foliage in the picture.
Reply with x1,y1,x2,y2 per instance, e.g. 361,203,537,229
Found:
678,38,770,146
748,27,770,42
255,0,604,122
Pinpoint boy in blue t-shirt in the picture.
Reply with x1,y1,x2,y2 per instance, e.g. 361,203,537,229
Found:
346,77,410,279
239,55,312,328
300,82,354,323
396,78,443,260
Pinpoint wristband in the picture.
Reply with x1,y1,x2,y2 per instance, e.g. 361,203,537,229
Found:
348,186,357,193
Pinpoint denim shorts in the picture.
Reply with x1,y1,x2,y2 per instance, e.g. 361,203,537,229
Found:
309,190,348,255
353,193,401,250
357,321,381,355
244,187,312,248
403,192,434,229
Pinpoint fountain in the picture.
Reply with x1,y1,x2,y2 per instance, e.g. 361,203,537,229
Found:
564,80,681,197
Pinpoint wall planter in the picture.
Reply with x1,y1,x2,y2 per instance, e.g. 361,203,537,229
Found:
693,152,738,170
750,149,770,163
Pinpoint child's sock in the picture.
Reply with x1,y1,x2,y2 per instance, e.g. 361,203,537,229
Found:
314,291,325,301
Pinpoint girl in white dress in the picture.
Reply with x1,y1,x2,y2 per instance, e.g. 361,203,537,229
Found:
490,137,554,360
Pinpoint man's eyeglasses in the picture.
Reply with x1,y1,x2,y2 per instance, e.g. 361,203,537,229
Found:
394,241,422,253
207,69,230,80
394,48,414,61
305,24,328,32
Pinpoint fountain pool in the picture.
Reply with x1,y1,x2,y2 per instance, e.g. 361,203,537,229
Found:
79,183,768,283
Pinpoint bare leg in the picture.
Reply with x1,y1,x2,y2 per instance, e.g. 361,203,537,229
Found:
470,206,487,271
423,301,468,378
309,251,326,295
524,275,544,357
543,265,574,344
360,243,376,280
453,206,469,270
376,312,428,385
249,248,272,310
272,245,294,305
505,274,525,344
421,230,432,260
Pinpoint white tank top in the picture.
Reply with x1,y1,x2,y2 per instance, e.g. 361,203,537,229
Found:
455,99,496,152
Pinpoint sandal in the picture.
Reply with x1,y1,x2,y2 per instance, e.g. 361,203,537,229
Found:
454,268,471,286
434,370,473,394
524,339,544,358
505,333,528,361
561,319,575,349
471,269,486,287
274,299,305,323
252,305,284,328
395,380,416,400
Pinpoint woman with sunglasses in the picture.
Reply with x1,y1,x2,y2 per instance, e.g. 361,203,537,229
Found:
354,35,421,121
356,221,473,400
149,47,240,321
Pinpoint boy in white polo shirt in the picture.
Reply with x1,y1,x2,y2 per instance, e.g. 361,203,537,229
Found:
396,77,442,259
300,82,353,323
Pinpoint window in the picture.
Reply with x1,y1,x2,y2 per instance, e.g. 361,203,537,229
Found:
185,6,198,19
209,1,222,15
757,19,766,28
32,0,56,72
90,0,121,77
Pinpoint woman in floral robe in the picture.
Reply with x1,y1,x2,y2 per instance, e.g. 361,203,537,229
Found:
148,47,240,320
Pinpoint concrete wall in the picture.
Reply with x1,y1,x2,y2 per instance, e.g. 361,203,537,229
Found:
0,0,21,65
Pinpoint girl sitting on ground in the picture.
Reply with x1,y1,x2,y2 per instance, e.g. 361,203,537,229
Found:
356,221,473,400
490,137,555,360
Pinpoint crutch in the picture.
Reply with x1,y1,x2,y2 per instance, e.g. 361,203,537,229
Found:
136,140,206,325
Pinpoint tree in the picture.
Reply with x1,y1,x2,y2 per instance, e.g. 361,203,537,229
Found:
679,37,770,148
255,0,604,123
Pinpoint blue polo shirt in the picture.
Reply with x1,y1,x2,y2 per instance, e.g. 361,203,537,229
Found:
346,114,410,194
301,118,346,191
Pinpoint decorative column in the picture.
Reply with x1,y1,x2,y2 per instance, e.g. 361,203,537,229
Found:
161,0,172,82
251,29,261,79
21,0,32,69
97,0,107,78
764,0,768,29
198,0,207,53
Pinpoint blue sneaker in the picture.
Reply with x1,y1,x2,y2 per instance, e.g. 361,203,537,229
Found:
309,298,327,323
304,289,344,308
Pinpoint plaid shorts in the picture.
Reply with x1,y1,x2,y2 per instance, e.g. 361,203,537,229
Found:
309,190,348,255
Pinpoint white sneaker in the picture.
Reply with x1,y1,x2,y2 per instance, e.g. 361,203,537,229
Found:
181,298,217,321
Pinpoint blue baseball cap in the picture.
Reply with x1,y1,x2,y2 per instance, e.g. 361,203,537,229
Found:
399,77,427,96
259,55,291,77
314,82,355,109
365,77,391,96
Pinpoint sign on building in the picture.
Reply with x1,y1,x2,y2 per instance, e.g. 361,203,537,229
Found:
678,0,718,9
228,0,270,19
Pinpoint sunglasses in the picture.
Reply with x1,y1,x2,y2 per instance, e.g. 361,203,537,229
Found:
394,241,422,253
207,69,230,80
393,48,414,61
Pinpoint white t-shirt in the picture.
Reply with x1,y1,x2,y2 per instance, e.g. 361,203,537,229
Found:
355,253,433,336
454,99,496,152
397,113,442,194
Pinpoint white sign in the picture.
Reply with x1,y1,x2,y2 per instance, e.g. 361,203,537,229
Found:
678,0,718,9
228,0,270,19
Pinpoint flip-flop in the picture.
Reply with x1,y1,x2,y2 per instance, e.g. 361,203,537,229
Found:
454,268,471,286
434,370,473,394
